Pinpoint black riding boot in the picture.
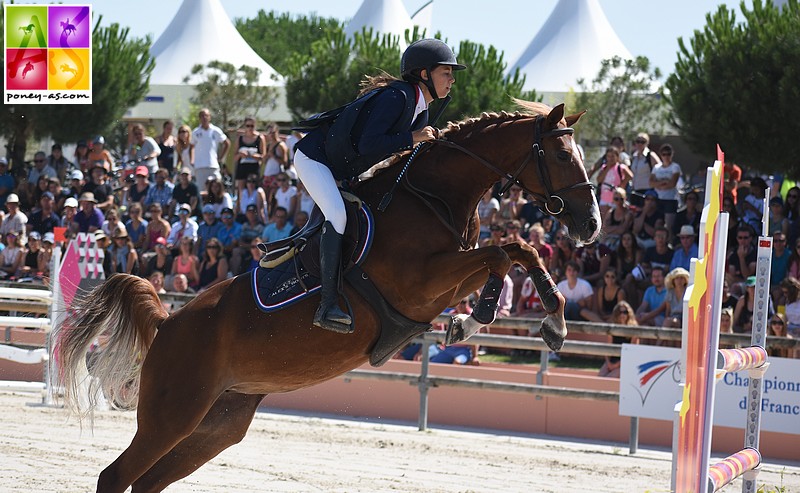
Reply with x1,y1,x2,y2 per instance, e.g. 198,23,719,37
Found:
313,221,353,333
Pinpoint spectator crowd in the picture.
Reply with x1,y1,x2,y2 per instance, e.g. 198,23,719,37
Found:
0,109,309,296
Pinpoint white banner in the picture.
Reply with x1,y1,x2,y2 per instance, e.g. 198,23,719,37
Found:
619,344,800,434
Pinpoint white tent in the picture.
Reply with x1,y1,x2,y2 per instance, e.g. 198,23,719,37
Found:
344,0,432,47
507,0,632,93
127,0,289,123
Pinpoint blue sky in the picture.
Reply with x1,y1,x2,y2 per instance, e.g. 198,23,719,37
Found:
78,0,752,79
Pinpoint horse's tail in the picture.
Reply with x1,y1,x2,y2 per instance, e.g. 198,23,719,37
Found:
54,274,168,416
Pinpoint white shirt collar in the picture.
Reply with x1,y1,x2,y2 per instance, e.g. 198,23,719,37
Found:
413,85,428,122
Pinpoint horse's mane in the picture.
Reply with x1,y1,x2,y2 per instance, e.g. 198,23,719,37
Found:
440,99,552,141
360,99,552,178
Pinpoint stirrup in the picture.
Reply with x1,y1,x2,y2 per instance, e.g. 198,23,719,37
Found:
314,306,353,334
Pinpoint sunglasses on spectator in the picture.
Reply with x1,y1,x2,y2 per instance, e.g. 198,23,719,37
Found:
635,139,646,144
619,309,629,314
613,196,623,202
771,319,785,326
737,236,751,240
34,159,45,163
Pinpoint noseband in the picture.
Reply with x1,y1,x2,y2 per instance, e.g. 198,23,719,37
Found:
434,116,594,216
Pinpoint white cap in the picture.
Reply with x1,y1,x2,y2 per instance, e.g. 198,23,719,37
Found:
64,197,79,208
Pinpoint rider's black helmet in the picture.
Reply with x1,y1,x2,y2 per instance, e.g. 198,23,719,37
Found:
401,39,466,100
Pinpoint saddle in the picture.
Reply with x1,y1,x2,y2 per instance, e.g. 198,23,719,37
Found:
252,192,431,366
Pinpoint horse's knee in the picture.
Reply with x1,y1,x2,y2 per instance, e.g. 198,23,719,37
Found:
482,245,512,274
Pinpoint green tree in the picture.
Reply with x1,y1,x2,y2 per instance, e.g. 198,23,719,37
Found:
184,60,279,129
235,10,341,77
0,16,153,168
573,56,665,144
665,0,800,176
283,28,537,124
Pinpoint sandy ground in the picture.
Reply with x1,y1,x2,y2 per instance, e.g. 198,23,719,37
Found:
1,392,799,493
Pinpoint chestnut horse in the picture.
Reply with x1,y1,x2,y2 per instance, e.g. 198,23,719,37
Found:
55,102,600,493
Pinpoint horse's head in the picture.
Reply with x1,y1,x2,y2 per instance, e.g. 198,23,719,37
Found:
511,101,601,244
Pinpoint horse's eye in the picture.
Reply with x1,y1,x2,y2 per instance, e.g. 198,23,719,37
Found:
557,150,571,161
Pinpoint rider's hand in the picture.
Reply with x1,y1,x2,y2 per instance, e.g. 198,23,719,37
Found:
412,126,437,144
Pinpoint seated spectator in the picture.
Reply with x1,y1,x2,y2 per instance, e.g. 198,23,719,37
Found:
0,157,16,209
108,225,140,275
101,207,122,238
39,232,54,279
635,266,668,327
216,207,242,258
124,202,148,252
290,210,309,236
18,231,42,279
600,187,633,250
642,227,674,273
781,277,800,337
741,177,767,232
125,166,151,207
498,184,526,222
514,277,545,319
671,189,702,246
662,267,689,329
232,204,265,275
598,300,638,378
170,168,201,219
633,190,664,249
148,270,167,295
28,151,58,185
61,197,79,241
574,241,612,287
527,223,552,261
480,223,504,247
767,313,796,358
771,232,790,298
501,219,525,245
72,192,104,233
549,227,575,283
242,237,263,273
477,189,499,240
143,168,175,213
197,237,229,291
733,276,758,333
726,225,757,286
144,203,171,252
720,307,734,336
203,176,233,219
0,193,27,237
166,204,199,251
617,231,642,286
670,225,698,272
197,204,223,257
81,165,114,211
768,196,789,237
271,172,297,223
170,237,200,288
170,273,196,295
28,190,61,236
595,268,625,322
261,206,291,243
94,230,113,276
540,215,560,244
142,237,173,280
557,261,602,323
0,232,25,278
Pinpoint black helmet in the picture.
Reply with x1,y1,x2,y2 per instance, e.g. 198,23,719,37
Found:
401,39,466,100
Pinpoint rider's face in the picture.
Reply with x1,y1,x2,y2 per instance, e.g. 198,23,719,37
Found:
426,65,455,99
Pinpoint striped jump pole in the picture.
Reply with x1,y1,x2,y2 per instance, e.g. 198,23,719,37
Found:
716,347,767,374
708,448,762,492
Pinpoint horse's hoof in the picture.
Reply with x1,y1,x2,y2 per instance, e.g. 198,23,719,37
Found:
538,318,565,352
444,315,465,345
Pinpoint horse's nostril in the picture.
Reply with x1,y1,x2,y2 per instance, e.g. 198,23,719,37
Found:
582,217,599,239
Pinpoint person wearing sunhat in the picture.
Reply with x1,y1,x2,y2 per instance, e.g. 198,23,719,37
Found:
670,225,698,271
0,193,27,239
0,157,15,209
82,163,115,211
662,267,690,330
109,224,140,275
73,192,104,233
93,229,113,276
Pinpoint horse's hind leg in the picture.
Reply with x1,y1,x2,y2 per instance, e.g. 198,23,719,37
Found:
130,392,265,493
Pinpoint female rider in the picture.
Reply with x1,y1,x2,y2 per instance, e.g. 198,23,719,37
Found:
293,39,466,333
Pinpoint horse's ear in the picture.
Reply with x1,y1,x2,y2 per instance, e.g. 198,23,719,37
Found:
546,103,566,128
565,110,587,127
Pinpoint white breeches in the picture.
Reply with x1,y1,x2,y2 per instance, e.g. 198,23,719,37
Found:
294,149,347,234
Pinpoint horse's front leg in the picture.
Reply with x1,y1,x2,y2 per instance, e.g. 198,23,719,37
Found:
499,240,567,351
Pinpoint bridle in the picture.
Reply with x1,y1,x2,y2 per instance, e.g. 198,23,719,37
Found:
433,115,594,216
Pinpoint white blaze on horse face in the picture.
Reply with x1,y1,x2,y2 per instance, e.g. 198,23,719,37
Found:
570,138,584,167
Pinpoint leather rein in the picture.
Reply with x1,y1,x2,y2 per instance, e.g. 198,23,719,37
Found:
399,115,594,249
